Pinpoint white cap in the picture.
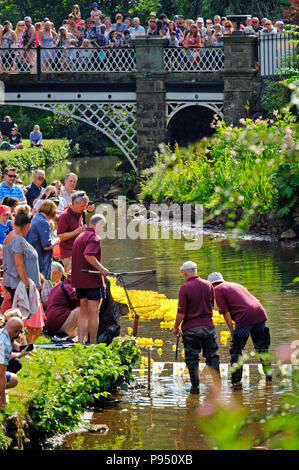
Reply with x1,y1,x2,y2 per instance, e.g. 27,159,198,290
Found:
180,261,197,271
208,272,224,283
196,17,204,23
24,16,32,21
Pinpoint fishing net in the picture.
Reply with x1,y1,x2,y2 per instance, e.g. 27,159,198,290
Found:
109,270,165,335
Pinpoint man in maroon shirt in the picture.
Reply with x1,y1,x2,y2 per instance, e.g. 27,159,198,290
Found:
173,261,220,394
208,272,272,389
57,191,88,274
72,214,110,345
45,275,80,338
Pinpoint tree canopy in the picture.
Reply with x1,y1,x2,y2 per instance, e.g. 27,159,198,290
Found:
0,0,292,27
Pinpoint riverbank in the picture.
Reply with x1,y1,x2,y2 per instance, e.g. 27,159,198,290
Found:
0,139,71,173
108,112,298,241
0,337,139,449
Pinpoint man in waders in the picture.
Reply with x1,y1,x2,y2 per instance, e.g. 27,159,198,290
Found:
173,261,220,394
208,272,272,390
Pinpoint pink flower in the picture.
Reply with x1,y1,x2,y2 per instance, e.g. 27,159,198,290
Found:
273,110,279,116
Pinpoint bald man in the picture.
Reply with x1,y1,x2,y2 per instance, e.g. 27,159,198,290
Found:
0,317,27,409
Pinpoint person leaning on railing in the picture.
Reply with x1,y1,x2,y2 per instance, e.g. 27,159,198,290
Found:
261,20,277,34
0,21,17,72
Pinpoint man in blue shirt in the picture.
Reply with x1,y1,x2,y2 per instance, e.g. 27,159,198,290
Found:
130,17,145,36
29,125,43,147
0,167,26,204
112,13,127,39
25,169,45,208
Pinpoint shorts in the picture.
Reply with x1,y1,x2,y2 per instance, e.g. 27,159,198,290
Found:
6,372,11,383
76,286,106,301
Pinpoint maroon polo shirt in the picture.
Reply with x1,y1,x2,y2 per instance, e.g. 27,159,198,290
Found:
45,278,80,332
71,227,104,289
177,276,215,331
57,206,83,259
214,281,268,328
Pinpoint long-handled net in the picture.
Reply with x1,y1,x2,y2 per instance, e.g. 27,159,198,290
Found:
81,269,160,336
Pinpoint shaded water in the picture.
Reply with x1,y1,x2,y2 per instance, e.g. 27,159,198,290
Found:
24,156,299,450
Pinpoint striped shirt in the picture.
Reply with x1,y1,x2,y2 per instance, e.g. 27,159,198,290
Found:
0,182,26,202
0,328,12,366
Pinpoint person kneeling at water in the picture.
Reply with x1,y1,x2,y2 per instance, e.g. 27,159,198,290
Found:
44,273,80,339
173,261,220,394
208,272,272,389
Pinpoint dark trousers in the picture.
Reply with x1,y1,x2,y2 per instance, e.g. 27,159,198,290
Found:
230,321,271,384
182,326,220,386
7,358,22,374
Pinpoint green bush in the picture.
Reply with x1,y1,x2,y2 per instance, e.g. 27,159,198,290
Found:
27,338,140,444
0,139,71,172
140,111,298,233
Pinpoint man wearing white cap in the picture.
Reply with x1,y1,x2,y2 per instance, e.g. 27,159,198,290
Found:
208,272,272,389
23,17,35,50
196,17,206,40
173,261,220,394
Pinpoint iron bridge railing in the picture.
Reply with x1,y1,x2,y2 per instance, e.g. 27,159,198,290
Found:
258,33,298,77
0,46,137,74
164,46,224,72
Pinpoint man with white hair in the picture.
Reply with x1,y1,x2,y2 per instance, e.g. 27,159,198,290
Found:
208,272,272,389
130,17,145,36
173,261,220,394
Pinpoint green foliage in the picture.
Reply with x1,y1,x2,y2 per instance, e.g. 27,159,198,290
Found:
140,110,298,233
262,80,294,117
198,367,299,450
27,338,140,444
0,425,12,450
0,139,71,172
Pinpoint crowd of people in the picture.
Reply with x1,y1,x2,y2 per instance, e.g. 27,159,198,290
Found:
0,3,287,57
0,164,111,408
0,115,43,151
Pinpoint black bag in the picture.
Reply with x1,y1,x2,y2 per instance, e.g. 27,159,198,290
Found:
97,278,121,345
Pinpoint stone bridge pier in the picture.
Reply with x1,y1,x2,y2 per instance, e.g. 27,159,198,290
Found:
133,35,259,168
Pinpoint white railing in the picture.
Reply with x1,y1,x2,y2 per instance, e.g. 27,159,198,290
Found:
0,48,37,73
41,47,136,72
164,47,224,72
258,33,297,76
0,47,137,73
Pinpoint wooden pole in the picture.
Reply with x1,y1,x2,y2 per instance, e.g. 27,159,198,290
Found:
147,346,151,395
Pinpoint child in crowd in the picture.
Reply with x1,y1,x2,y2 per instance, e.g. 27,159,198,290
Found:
79,38,93,69
121,30,134,47
0,205,13,245
90,2,101,20
2,197,18,215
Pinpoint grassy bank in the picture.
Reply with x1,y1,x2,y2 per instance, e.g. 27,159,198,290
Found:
0,139,71,173
0,337,140,449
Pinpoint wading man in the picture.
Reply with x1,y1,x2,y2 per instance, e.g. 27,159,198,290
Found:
208,272,272,389
173,261,220,394
71,214,109,345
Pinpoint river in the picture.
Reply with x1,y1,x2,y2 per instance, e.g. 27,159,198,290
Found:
22,155,299,450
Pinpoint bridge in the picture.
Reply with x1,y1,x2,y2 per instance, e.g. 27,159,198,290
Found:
0,34,295,171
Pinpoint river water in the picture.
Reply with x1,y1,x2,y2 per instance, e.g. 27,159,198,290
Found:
22,156,299,450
